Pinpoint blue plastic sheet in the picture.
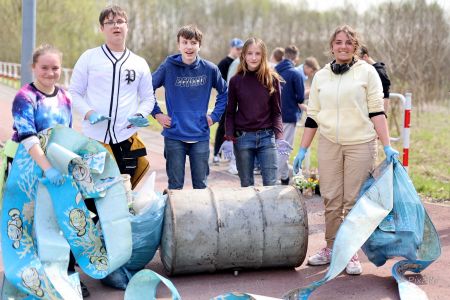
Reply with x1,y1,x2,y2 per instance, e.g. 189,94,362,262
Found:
101,193,166,289
101,267,135,290
362,159,426,266
0,127,132,299
125,193,166,271
124,269,181,300
282,159,441,300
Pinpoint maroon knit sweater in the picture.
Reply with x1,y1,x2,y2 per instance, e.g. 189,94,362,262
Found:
225,71,283,139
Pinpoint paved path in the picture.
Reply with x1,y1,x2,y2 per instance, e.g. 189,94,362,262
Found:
1,83,449,299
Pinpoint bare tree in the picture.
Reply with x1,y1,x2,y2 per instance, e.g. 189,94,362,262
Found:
0,0,448,105
362,0,450,106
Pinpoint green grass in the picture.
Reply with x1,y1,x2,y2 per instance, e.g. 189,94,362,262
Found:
407,108,450,201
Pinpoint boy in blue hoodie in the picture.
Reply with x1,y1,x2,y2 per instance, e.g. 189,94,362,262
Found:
151,24,228,189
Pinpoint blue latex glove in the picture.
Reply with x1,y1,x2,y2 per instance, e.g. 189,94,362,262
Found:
88,112,111,125
384,145,399,163
128,114,149,127
293,147,308,174
219,141,234,160
276,139,293,157
44,167,65,186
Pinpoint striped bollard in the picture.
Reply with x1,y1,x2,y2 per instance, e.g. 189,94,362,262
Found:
402,93,412,172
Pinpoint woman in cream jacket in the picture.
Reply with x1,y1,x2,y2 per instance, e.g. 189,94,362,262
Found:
293,24,398,275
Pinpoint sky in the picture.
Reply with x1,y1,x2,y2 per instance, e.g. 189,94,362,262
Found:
291,0,450,13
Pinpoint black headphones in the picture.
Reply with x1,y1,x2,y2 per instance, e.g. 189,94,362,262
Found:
330,58,356,75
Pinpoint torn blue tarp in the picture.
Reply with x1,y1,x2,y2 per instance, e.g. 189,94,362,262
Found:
361,158,425,266
282,159,441,300
125,192,166,271
124,269,181,300
1,126,131,299
101,192,167,290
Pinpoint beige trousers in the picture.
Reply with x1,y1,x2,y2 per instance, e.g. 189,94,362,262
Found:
318,135,377,248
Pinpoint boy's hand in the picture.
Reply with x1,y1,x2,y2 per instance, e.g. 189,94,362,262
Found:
87,111,110,125
127,114,149,127
206,115,213,127
155,113,171,128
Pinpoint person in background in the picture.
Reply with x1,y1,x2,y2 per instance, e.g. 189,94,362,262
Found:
225,37,288,187
359,45,391,112
224,56,242,175
296,56,320,99
212,38,243,170
293,24,398,275
275,45,304,185
151,24,228,190
226,57,240,84
270,47,285,67
70,5,155,190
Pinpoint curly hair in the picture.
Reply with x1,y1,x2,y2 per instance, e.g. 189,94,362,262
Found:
329,24,361,58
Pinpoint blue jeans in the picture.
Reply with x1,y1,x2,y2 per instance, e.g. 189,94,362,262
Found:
164,137,210,189
233,129,278,187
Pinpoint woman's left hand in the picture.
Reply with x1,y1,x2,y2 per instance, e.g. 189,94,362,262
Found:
383,145,399,162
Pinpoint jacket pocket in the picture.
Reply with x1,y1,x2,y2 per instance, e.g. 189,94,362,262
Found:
170,111,208,137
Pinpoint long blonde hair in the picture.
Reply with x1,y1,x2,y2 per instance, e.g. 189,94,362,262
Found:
237,37,282,95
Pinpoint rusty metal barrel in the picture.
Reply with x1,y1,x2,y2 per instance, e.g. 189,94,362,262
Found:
160,186,308,275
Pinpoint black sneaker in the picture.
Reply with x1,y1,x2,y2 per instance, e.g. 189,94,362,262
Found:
281,177,289,185
81,281,90,298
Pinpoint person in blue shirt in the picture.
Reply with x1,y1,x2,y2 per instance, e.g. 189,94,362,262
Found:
275,45,305,185
212,38,243,166
151,24,228,189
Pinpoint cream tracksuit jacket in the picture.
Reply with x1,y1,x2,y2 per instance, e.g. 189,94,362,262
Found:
307,60,384,145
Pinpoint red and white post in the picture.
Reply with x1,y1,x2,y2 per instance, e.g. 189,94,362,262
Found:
402,93,412,171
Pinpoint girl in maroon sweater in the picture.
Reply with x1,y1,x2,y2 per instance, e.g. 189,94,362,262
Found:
225,37,286,187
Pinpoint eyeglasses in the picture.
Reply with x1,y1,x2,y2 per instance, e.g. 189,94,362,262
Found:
103,20,127,27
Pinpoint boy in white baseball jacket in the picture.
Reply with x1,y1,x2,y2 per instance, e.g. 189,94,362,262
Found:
70,5,155,189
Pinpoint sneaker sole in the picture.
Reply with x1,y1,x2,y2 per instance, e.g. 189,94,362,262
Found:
307,260,330,266
345,269,362,275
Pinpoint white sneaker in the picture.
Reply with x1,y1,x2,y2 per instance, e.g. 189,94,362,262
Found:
212,155,220,164
307,247,332,266
345,253,363,275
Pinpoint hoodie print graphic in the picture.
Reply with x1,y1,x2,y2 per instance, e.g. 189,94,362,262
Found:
175,75,207,87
